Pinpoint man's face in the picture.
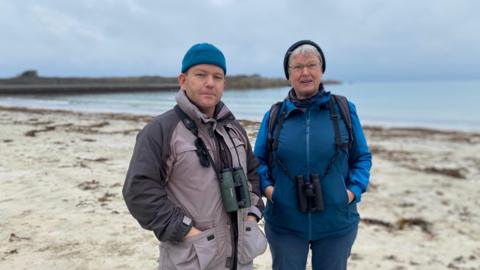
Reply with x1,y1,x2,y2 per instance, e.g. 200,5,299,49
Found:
288,53,323,99
178,64,225,117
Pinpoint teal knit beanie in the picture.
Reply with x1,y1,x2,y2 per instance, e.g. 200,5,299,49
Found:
181,43,226,74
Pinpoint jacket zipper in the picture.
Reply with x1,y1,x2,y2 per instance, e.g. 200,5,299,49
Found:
213,128,237,270
306,109,312,240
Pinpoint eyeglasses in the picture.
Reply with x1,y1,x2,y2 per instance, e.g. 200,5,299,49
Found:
289,63,322,73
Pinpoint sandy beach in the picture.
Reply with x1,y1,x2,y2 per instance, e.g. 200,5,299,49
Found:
1,106,479,270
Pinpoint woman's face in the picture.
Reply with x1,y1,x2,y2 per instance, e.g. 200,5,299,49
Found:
288,53,323,99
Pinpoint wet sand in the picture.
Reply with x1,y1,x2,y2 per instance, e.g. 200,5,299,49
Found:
1,106,479,269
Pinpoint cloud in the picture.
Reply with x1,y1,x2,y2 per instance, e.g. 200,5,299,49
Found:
1,0,479,81
28,4,104,41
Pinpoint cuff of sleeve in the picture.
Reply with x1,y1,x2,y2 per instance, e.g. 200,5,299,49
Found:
173,216,193,242
248,206,263,221
348,185,363,203
261,181,273,196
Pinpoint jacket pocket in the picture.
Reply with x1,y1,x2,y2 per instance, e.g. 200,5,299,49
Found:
174,143,199,166
175,142,197,154
237,221,268,265
322,170,349,207
163,228,217,270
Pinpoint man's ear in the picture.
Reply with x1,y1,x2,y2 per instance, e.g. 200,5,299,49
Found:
178,73,186,89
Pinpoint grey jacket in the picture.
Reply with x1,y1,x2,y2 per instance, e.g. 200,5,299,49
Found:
123,90,267,270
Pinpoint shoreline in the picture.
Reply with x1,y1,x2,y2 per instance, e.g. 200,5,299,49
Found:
1,105,479,136
1,105,479,269
0,84,179,95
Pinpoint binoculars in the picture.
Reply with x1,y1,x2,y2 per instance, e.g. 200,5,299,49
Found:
296,174,324,212
219,167,251,213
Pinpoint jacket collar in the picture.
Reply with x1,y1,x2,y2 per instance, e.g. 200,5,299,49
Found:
283,84,331,117
175,89,234,127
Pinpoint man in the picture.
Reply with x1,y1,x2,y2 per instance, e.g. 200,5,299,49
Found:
123,43,267,270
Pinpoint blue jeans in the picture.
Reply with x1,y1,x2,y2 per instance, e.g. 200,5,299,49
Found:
265,223,358,270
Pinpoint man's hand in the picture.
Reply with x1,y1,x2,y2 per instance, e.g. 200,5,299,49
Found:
264,186,274,202
246,215,257,222
182,226,202,241
347,189,355,204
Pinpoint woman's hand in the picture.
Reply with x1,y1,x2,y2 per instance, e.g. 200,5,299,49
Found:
264,186,274,202
347,189,355,204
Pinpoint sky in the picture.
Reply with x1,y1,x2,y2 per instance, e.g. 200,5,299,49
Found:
1,0,479,82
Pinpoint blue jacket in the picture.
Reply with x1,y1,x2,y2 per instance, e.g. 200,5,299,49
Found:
254,91,372,240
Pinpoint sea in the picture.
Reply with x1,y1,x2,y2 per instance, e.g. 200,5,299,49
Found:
1,80,479,132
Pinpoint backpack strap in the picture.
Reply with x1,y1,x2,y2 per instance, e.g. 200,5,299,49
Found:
271,104,287,153
266,101,284,175
267,101,283,142
332,94,354,149
328,97,344,149
328,96,355,151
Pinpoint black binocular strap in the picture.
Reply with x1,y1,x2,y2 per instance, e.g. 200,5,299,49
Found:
274,146,341,186
274,157,296,181
225,127,244,170
270,97,345,184
216,133,231,170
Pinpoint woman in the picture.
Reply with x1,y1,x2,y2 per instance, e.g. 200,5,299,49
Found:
254,40,372,270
